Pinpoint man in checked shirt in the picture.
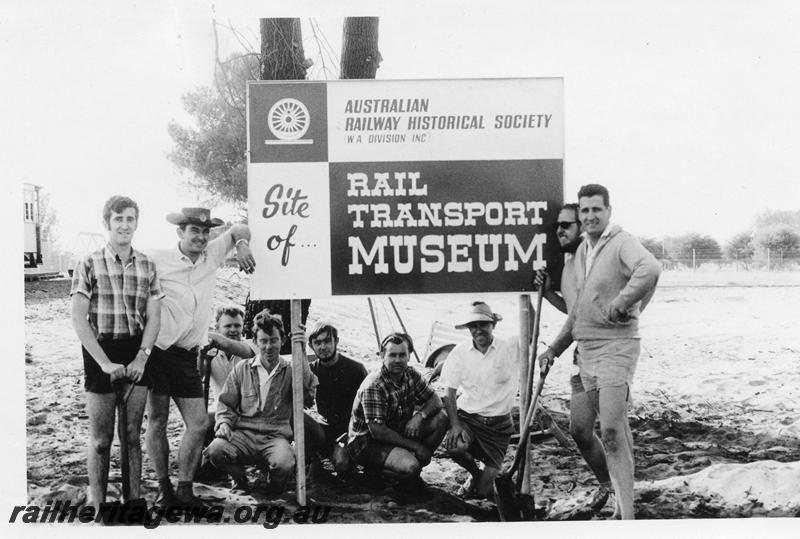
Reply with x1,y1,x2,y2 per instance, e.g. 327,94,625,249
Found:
70,195,163,514
340,333,449,491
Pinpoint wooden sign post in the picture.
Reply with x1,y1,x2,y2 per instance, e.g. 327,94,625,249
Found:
290,299,307,506
518,294,532,494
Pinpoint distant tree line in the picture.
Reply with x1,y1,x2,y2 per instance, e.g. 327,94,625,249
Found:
639,210,800,270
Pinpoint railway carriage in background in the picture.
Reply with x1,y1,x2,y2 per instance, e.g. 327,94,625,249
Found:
23,183,42,268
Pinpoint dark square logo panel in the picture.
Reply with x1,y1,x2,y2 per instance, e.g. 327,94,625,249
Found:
249,82,328,163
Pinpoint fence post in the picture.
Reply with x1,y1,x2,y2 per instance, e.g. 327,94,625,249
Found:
692,249,696,270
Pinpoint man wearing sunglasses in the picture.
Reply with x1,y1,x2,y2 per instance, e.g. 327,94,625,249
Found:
536,203,613,514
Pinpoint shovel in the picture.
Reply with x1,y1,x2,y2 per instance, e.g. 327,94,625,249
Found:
493,362,550,521
100,378,147,525
494,285,548,521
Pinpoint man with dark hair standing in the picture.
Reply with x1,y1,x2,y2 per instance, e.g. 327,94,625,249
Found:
146,207,255,507
70,195,162,514
341,333,448,488
304,321,367,464
206,310,317,495
536,203,613,513
539,184,660,519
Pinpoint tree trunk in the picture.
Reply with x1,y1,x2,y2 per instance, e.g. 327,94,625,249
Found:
260,18,308,80
340,17,381,79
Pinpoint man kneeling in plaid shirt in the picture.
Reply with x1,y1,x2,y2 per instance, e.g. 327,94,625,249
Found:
339,333,448,491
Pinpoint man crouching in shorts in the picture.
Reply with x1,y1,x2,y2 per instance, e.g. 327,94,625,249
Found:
441,302,524,499
340,333,449,491
70,195,163,514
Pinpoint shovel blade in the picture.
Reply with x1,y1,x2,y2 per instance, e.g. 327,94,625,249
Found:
518,492,537,521
493,474,522,522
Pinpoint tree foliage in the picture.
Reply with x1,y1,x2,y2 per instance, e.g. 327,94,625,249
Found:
168,18,380,209
639,237,663,260
665,233,722,262
754,209,800,230
755,224,800,255
725,231,755,267
167,54,259,207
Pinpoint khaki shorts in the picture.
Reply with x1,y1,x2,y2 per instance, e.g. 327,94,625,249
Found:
577,338,640,392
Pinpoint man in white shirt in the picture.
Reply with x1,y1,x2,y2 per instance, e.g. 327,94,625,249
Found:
441,301,522,499
146,207,255,508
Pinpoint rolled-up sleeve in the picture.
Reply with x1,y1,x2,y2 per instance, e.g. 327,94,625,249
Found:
361,384,387,424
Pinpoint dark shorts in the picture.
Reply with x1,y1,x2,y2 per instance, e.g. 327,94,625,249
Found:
149,345,204,398
83,336,148,394
457,410,514,469
305,414,348,457
352,439,396,470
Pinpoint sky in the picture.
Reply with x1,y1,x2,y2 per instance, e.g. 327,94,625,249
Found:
5,0,800,255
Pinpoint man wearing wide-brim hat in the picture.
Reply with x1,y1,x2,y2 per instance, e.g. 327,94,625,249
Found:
145,207,255,508
440,301,525,499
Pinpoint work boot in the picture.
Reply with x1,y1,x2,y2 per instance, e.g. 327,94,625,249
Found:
588,484,612,513
154,487,180,509
175,482,205,509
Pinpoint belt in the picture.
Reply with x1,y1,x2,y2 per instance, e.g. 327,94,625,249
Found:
462,411,510,425
162,344,200,355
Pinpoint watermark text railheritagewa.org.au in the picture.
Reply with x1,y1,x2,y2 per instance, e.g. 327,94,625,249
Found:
9,501,332,528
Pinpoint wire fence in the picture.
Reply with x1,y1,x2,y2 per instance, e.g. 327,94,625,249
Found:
657,247,800,271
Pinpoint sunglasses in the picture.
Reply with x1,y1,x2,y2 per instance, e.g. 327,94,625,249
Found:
554,221,578,230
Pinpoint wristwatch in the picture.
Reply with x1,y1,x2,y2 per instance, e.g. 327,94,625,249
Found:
139,346,151,357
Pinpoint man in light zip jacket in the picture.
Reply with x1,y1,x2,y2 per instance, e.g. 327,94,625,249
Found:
538,184,660,520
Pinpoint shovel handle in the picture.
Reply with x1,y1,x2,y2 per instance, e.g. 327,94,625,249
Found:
112,379,132,502
509,363,550,477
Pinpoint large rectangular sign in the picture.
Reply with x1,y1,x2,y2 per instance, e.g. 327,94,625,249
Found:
247,78,563,299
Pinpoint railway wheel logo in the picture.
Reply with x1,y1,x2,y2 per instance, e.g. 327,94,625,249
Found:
266,98,313,144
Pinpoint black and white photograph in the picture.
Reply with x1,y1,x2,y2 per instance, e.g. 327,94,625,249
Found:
7,1,800,536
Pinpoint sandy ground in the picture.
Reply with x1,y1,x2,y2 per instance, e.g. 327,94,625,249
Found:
23,270,800,524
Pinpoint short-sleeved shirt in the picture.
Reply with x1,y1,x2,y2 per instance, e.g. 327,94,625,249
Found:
440,334,521,416
70,245,162,340
347,365,435,458
310,353,368,432
149,233,233,351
